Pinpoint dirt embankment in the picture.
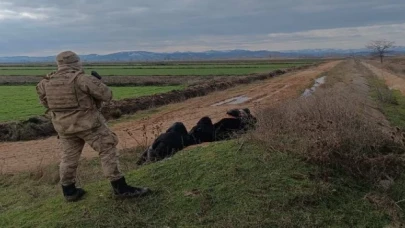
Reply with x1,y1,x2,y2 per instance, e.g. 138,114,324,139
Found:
255,59,404,182
0,65,316,142
362,62,405,95
0,61,340,173
0,75,250,86
367,59,405,79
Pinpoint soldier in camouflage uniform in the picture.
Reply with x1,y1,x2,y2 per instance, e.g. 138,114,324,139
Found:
36,51,150,202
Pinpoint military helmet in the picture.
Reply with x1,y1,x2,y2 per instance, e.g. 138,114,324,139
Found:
56,51,80,66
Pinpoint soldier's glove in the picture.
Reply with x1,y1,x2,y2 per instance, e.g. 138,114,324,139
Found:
91,71,102,80
44,70,57,79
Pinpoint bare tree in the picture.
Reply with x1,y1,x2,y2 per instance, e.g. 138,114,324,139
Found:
366,40,395,63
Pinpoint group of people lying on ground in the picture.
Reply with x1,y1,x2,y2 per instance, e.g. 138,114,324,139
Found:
137,108,257,165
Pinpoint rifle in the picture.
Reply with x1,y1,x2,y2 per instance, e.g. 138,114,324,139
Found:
90,71,109,116
91,71,102,80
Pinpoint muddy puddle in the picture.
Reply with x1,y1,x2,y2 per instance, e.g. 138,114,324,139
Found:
302,76,326,97
212,95,251,106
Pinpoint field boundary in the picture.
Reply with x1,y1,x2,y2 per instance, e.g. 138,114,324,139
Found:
0,74,271,86
0,62,311,77
0,63,320,142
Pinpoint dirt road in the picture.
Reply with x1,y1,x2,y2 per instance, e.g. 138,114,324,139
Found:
362,62,405,95
0,61,340,173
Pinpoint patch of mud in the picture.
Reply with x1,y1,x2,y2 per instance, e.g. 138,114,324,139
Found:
212,95,251,106
302,76,326,97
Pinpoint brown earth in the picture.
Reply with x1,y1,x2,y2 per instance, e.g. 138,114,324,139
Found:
373,58,405,78
0,61,340,174
362,62,405,95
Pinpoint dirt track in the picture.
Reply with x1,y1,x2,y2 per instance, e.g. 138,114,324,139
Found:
0,61,340,173
362,62,405,95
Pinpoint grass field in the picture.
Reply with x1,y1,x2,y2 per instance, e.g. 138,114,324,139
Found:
0,63,308,76
0,85,184,122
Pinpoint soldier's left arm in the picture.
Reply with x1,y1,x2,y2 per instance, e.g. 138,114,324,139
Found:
36,80,49,108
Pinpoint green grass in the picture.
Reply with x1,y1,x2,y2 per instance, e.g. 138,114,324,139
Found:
0,85,184,122
379,90,405,129
0,86,46,122
369,77,405,129
0,141,390,227
0,63,306,76
367,76,405,224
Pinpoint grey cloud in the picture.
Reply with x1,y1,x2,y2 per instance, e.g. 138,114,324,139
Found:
0,0,404,56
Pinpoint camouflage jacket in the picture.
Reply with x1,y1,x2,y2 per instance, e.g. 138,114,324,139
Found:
36,69,112,135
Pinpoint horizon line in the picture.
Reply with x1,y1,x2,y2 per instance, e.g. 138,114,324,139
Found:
0,47,391,58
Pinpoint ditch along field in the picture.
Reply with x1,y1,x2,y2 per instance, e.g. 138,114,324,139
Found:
0,61,309,76
0,61,312,86
3,59,405,227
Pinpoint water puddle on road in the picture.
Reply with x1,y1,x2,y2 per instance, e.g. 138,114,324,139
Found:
212,95,251,106
301,76,326,97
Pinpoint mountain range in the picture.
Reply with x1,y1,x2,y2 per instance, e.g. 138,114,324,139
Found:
1,48,405,63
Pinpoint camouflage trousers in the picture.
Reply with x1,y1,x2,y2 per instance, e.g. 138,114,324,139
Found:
58,124,123,186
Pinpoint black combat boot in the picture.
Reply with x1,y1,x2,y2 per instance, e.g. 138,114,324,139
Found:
62,183,86,202
111,177,151,199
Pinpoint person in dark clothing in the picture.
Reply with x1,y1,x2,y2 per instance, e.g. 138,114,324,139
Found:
214,108,257,141
189,116,215,144
137,122,195,165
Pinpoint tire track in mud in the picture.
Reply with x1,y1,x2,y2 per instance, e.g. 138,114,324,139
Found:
0,61,340,173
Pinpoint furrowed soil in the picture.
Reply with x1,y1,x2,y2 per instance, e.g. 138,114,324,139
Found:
0,61,339,173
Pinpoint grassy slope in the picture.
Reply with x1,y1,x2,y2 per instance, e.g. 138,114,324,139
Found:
367,72,405,217
379,90,405,129
0,141,389,227
0,64,305,76
368,74,405,128
0,85,183,122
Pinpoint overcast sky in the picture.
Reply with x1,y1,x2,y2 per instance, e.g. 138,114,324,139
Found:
0,0,404,56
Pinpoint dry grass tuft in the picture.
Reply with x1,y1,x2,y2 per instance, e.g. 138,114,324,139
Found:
253,88,405,183
365,192,403,224
372,79,399,105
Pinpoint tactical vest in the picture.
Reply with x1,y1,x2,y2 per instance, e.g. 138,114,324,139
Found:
45,71,86,111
